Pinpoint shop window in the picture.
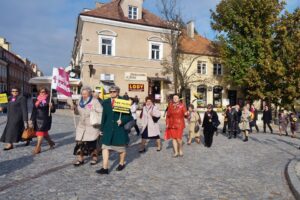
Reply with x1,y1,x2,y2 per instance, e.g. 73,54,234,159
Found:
213,86,223,108
196,85,207,108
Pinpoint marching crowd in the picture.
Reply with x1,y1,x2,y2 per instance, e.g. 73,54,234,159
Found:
0,85,299,175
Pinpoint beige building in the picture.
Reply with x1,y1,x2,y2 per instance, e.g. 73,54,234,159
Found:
179,22,243,110
71,0,173,103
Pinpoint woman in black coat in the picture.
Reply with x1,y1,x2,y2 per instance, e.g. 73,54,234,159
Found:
0,87,28,150
202,104,219,148
262,105,273,134
30,88,55,155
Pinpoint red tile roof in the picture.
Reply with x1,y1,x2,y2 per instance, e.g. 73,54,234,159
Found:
80,0,168,29
179,31,218,57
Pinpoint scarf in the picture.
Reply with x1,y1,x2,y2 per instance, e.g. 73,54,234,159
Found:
35,94,48,107
79,96,92,108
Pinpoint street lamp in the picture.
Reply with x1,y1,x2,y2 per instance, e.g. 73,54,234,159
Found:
89,64,93,78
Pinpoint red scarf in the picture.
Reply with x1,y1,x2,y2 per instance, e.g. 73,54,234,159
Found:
35,94,48,107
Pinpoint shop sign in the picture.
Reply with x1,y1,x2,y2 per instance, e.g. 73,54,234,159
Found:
125,72,147,81
129,84,145,92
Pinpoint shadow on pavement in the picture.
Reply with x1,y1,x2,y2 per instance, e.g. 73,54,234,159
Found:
0,155,34,176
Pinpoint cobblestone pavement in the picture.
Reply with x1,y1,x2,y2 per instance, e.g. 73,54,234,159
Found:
0,111,299,200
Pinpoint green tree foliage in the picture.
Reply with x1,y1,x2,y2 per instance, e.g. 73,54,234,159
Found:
211,0,299,108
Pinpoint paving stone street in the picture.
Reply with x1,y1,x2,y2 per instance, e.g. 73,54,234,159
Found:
0,110,299,200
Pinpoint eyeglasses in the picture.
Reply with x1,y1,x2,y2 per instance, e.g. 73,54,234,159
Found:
11,90,19,93
109,91,117,93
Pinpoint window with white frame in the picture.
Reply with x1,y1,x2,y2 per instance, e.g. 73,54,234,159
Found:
149,42,163,60
128,6,138,19
197,61,207,74
213,63,222,75
99,36,115,56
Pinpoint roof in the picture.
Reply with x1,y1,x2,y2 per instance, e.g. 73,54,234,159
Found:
80,0,168,29
179,31,218,57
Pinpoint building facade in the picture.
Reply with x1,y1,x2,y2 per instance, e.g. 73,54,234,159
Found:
0,38,42,95
180,22,243,110
71,0,173,103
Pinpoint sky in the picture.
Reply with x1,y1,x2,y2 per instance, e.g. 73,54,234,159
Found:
0,0,299,75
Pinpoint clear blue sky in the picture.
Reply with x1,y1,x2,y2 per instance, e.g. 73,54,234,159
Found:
0,0,298,75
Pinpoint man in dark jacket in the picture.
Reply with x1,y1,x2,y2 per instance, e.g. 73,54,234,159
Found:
96,86,132,175
262,105,273,133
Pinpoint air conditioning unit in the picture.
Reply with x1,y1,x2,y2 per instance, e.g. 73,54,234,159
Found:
100,74,114,81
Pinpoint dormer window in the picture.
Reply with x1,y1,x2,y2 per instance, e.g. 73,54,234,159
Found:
128,6,138,19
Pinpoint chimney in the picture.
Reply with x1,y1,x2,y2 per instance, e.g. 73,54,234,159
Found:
96,2,104,8
187,21,195,39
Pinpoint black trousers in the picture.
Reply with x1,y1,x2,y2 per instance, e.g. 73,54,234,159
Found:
250,121,259,132
203,130,214,147
263,122,273,133
133,120,140,135
222,121,228,133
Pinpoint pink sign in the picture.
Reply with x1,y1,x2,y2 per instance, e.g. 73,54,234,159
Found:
51,68,71,97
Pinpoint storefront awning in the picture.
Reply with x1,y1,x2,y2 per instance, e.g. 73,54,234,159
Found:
148,77,172,84
29,76,81,86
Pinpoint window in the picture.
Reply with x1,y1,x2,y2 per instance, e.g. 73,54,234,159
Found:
99,36,115,56
196,85,207,108
197,61,207,74
128,6,138,19
213,86,223,108
149,42,163,60
213,64,222,75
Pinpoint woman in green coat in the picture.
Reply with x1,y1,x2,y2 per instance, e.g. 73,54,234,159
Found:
96,86,132,175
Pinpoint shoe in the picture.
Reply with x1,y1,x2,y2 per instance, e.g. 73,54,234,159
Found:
187,142,191,145
3,146,13,151
156,147,162,151
173,154,179,158
32,146,41,155
139,148,146,153
49,141,55,150
25,141,30,146
90,160,98,165
116,164,125,171
228,136,232,139
96,168,109,175
73,160,84,167
243,137,248,142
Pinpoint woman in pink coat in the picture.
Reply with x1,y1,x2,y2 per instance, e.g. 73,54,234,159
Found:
139,97,161,153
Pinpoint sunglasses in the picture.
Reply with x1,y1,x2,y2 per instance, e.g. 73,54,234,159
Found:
109,91,117,93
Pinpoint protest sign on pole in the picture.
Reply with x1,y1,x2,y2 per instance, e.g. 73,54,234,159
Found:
113,99,131,114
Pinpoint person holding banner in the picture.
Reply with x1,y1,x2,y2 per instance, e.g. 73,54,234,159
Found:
73,86,103,166
139,97,161,153
165,94,188,157
0,87,28,150
96,86,132,175
31,88,56,155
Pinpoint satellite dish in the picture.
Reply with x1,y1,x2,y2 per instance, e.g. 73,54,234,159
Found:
70,72,76,78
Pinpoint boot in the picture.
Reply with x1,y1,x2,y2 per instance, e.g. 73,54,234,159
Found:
243,136,248,142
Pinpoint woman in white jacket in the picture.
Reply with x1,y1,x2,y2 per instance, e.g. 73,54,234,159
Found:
139,97,161,153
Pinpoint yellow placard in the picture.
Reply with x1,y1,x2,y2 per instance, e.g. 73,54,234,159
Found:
113,99,131,114
0,93,8,104
103,94,111,100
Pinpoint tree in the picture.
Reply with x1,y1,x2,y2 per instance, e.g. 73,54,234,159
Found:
159,0,214,105
211,0,300,110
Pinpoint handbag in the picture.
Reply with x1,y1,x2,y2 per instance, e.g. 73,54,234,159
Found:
151,106,160,123
90,103,102,126
124,120,136,132
194,124,200,133
22,128,36,140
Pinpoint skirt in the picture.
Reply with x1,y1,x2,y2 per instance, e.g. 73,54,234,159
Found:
165,128,184,140
102,144,126,153
142,126,160,139
73,140,97,156
36,131,49,137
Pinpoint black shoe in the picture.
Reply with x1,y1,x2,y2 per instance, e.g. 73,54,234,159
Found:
96,168,109,175
228,136,232,139
243,137,248,142
3,146,13,151
25,141,30,146
116,164,125,171
139,148,146,153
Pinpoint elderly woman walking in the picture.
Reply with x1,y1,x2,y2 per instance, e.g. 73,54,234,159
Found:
240,106,251,142
202,104,219,148
139,97,161,153
187,104,201,145
165,94,188,157
0,87,28,150
31,87,56,155
278,109,289,136
73,86,103,166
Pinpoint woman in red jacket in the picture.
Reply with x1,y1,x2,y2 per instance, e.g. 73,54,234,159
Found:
165,94,188,157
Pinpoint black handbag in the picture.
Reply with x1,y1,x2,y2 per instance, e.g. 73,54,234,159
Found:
194,124,200,132
152,116,160,123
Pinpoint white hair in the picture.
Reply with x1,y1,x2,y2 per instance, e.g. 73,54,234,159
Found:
80,86,93,95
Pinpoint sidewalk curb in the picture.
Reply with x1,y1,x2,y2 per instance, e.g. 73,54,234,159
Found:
285,157,300,200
